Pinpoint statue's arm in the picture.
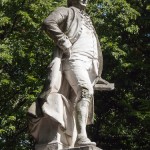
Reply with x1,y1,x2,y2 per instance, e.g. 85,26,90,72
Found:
42,7,72,52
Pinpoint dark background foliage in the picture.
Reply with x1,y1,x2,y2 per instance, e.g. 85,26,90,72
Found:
0,0,149,149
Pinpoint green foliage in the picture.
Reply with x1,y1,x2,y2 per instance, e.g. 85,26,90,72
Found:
87,0,150,149
0,0,66,149
0,0,150,149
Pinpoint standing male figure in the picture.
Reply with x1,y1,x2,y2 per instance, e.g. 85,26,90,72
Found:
28,0,105,148
42,0,103,146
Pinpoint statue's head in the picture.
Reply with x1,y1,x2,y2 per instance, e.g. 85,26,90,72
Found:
67,0,88,9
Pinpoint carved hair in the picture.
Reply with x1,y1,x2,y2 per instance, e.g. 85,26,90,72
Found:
67,0,88,7
67,0,72,7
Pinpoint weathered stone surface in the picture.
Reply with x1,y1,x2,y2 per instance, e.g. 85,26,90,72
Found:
35,144,102,150
28,1,114,149
62,145,102,150
94,83,115,91
35,142,68,150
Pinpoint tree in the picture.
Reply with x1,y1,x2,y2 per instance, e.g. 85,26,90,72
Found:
0,0,65,149
87,0,150,149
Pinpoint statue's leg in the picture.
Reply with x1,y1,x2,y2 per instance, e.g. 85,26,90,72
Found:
76,97,89,138
63,59,97,146
75,89,96,146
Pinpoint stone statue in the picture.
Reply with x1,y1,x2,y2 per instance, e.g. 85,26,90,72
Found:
28,0,114,149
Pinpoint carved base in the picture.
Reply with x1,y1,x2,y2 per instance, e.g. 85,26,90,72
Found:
35,144,102,150
62,145,102,150
35,141,68,150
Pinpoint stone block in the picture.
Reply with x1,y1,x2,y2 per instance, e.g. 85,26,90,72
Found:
61,145,102,150
94,83,115,91
62,145,102,150
35,141,68,150
35,144,102,150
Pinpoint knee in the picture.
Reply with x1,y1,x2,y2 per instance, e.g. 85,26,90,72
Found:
81,87,93,101
76,88,92,111
76,85,94,102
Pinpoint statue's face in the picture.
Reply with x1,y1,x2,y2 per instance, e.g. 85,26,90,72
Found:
68,0,88,9
79,0,88,7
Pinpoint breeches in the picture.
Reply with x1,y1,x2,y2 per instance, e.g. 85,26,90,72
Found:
63,59,99,102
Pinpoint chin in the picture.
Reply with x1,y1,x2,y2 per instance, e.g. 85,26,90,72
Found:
80,4,87,7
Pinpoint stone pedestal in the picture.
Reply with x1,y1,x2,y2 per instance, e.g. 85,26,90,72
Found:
35,144,102,150
35,141,68,150
62,146,102,150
